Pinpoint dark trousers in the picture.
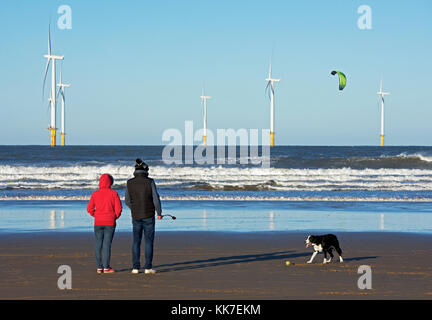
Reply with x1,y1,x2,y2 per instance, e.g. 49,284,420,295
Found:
132,217,155,269
94,225,116,269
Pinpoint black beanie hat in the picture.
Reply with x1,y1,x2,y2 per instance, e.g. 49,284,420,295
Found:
135,158,149,171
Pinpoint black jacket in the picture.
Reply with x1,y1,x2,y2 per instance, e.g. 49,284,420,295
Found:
125,170,162,220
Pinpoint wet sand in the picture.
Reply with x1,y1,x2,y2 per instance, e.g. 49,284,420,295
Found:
1,231,432,299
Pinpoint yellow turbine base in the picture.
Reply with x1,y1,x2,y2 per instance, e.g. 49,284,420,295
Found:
203,135,207,146
48,128,57,147
270,132,274,147
380,135,384,147
61,133,66,146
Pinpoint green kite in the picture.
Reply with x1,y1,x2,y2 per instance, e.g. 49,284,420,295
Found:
331,70,346,90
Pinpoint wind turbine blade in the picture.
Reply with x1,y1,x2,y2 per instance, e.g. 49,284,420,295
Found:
46,98,51,114
265,81,271,99
48,24,51,55
60,62,63,84
42,59,51,99
56,86,61,99
268,59,272,78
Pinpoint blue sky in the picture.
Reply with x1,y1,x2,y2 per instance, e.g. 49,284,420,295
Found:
0,0,431,145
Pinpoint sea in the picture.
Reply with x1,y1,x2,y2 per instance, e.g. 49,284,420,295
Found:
1,145,432,233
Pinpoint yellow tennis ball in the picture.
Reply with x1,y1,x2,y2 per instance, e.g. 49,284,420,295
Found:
285,261,290,266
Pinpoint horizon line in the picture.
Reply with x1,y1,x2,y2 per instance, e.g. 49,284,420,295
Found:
1,144,432,147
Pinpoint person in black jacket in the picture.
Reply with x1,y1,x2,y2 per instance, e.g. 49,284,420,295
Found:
125,158,162,274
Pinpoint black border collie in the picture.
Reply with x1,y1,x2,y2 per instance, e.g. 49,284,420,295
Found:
305,234,343,264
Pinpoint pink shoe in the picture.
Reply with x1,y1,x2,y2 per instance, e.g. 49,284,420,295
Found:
103,268,115,273
97,268,103,274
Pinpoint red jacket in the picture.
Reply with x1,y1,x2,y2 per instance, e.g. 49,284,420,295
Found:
87,174,122,226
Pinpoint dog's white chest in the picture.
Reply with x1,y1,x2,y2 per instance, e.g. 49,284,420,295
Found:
313,244,323,252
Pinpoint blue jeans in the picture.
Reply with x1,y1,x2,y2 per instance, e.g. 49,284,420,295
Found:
94,225,116,269
132,217,155,269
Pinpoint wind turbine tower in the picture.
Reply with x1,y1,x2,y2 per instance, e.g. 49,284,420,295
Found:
43,26,64,147
200,88,211,146
57,65,70,146
265,59,280,147
377,79,390,147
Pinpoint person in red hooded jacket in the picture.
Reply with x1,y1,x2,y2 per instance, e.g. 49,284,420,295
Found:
87,173,122,274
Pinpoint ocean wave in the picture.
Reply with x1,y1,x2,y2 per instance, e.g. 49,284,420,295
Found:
271,152,432,169
1,195,431,202
2,164,432,192
395,153,432,163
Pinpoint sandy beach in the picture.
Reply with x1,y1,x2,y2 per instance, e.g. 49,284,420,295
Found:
1,231,432,300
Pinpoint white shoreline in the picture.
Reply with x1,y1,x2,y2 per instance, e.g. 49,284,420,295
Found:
0,196,431,202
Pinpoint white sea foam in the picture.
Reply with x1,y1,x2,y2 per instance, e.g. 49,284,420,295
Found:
394,152,432,162
0,195,431,202
416,154,432,162
2,164,432,192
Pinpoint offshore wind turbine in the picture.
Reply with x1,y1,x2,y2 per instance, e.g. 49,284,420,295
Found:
200,87,211,146
57,64,70,146
265,59,280,147
377,79,390,146
43,25,64,147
